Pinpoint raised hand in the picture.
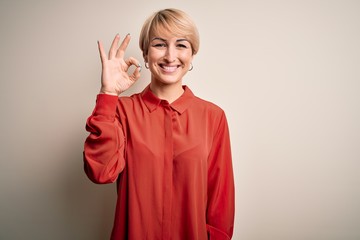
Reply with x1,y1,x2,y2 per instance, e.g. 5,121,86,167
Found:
98,34,141,96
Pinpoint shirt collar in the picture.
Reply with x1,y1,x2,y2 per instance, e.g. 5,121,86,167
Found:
141,84,195,114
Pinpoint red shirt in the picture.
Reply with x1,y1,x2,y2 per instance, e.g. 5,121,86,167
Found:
83,85,235,240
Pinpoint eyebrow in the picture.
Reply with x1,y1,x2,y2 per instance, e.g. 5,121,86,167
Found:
151,37,189,43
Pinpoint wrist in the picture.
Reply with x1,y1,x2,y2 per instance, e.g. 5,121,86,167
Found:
99,89,119,96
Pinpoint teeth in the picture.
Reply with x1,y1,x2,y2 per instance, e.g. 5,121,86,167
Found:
162,65,177,73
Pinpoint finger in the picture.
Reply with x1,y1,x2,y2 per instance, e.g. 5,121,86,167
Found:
109,34,120,59
125,57,141,81
97,40,107,64
129,65,141,82
116,33,131,59
125,57,140,68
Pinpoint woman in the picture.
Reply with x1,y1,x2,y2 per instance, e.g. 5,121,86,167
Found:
84,8,234,240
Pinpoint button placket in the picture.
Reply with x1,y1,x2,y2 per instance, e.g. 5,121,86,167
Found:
162,102,173,239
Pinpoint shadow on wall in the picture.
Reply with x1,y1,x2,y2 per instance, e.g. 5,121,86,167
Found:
59,134,117,239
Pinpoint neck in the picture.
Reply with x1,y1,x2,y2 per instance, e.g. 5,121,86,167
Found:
149,81,184,104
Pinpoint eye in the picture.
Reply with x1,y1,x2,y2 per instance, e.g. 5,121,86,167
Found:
177,44,188,48
152,43,167,48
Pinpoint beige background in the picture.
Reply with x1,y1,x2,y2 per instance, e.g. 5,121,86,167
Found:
1,0,359,239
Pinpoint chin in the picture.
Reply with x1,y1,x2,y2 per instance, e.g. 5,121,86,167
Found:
159,79,182,85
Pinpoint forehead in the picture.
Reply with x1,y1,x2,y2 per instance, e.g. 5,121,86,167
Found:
150,25,187,40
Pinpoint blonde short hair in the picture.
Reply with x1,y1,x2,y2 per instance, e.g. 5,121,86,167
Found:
139,8,200,58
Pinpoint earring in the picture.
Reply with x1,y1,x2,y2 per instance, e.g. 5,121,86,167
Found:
145,62,149,69
189,63,193,71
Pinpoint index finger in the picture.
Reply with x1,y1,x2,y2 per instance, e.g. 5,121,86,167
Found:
97,40,107,64
116,34,131,59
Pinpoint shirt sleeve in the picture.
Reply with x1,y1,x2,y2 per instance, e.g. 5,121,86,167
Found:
206,111,235,239
83,94,126,184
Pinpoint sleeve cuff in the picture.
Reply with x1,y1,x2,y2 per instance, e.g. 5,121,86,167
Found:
93,94,119,117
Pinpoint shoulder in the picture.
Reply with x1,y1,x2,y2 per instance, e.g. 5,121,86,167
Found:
115,93,145,117
189,95,229,138
188,94,228,129
191,95,225,116
185,86,223,111
118,92,142,105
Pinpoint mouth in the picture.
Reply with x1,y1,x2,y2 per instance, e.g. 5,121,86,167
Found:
159,63,180,73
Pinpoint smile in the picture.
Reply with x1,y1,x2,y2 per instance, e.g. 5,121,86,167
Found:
159,64,179,73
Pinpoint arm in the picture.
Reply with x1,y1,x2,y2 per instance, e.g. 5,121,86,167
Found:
83,94,125,183
83,34,141,183
206,112,235,239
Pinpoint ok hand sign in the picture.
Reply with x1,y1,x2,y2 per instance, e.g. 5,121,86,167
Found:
98,34,141,96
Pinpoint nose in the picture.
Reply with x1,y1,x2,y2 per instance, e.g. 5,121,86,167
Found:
164,45,176,63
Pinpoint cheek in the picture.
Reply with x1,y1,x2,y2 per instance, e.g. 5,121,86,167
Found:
149,55,164,65
146,50,158,62
181,54,193,64
147,48,166,58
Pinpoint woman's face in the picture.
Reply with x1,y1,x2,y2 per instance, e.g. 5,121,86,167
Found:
146,30,193,86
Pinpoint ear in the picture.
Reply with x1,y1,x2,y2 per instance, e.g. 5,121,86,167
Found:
143,53,148,63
